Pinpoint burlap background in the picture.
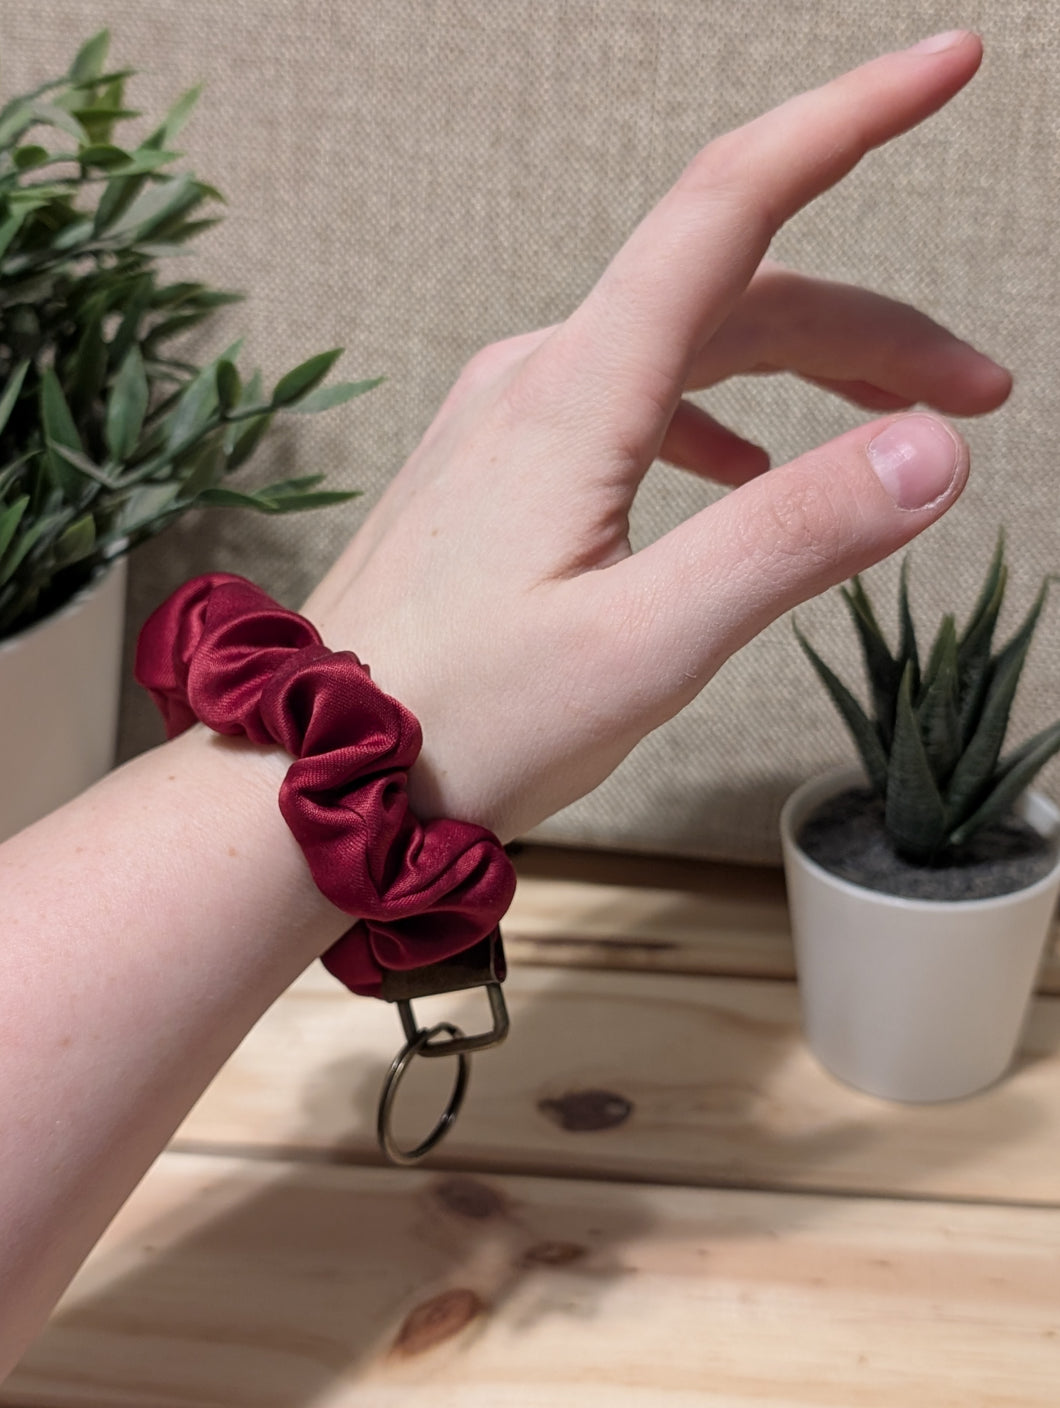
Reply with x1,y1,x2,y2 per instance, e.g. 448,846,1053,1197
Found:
5,1,1059,861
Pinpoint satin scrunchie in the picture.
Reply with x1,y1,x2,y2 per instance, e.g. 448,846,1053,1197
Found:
135,573,516,996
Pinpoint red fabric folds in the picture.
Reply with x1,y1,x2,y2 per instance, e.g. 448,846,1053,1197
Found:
135,573,516,996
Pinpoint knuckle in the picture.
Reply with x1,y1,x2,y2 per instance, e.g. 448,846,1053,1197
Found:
458,339,518,392
737,472,854,577
495,343,573,431
459,332,564,429
679,136,778,248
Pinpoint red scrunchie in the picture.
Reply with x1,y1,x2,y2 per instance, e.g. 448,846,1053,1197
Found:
134,573,516,997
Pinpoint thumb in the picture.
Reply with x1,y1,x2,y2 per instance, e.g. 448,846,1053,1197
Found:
615,412,967,694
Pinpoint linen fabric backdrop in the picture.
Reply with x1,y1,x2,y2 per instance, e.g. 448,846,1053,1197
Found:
5,0,1059,861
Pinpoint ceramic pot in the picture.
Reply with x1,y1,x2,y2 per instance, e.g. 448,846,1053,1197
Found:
0,557,127,842
780,766,1060,1102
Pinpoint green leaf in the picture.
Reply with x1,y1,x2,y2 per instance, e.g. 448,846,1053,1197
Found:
794,623,888,796
117,482,180,535
0,515,51,587
144,84,202,149
916,611,953,698
93,170,148,235
285,375,384,415
68,312,109,416
26,100,88,144
0,495,29,564
958,529,1006,648
151,284,242,311
914,615,961,787
13,144,49,170
896,556,920,698
105,346,149,461
197,481,357,515
215,359,241,414
51,442,120,488
69,104,140,135
0,208,26,261
39,368,85,495
0,360,30,439
224,410,273,471
177,431,226,500
950,719,1060,847
250,473,326,495
74,142,133,169
196,486,277,511
108,272,155,366
138,215,220,249
52,512,96,567
269,349,344,408
143,308,219,348
0,102,34,150
258,488,361,512
104,174,203,242
0,450,35,498
51,216,96,253
885,663,949,862
93,146,179,177
5,183,77,210
957,533,1007,743
164,365,219,456
69,29,111,84
841,576,901,749
946,579,1049,826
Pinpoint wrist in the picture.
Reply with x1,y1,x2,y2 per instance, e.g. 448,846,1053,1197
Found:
135,573,517,995
135,726,353,973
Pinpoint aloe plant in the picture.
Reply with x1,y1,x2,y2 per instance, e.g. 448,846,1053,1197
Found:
0,30,379,639
796,535,1060,864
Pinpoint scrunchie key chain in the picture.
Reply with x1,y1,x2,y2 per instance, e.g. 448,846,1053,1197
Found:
135,573,516,1164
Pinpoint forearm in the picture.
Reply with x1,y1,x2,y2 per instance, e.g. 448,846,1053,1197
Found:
0,726,350,1375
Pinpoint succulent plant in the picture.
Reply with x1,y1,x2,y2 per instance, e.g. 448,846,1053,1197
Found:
795,535,1060,865
0,30,379,639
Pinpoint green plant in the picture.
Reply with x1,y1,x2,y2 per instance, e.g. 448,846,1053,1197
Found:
0,30,379,638
795,535,1060,864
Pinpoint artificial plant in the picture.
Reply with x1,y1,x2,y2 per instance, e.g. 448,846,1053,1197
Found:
0,29,377,638
796,535,1060,864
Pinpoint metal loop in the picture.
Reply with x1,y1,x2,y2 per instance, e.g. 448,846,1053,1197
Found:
396,982,510,1058
377,1020,470,1166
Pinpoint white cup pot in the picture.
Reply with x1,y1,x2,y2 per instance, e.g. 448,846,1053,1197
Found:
780,767,1060,1102
0,558,127,843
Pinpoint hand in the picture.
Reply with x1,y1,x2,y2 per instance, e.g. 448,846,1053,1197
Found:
305,31,1010,843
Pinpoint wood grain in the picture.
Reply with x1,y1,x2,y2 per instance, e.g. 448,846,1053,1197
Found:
171,962,1060,1205
507,848,1060,992
8,1152,1060,1407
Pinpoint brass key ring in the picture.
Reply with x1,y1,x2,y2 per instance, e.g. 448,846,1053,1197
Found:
376,930,509,1166
376,1019,471,1166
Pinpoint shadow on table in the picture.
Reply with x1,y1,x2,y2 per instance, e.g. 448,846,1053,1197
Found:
10,940,1058,1404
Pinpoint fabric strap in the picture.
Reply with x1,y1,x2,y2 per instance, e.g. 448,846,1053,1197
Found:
135,573,516,996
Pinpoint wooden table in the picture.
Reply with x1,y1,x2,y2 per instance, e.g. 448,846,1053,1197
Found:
7,846,1060,1405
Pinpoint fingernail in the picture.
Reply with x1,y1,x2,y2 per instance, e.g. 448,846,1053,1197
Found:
868,416,960,510
908,30,969,53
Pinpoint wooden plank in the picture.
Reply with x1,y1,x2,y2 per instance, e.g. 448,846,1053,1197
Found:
507,847,1060,991
7,1152,1059,1407
507,849,797,979
172,963,1060,1205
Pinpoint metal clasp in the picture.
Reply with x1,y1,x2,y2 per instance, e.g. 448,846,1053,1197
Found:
376,929,509,1166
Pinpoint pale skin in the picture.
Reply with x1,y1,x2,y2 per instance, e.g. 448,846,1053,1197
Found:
0,32,1014,1375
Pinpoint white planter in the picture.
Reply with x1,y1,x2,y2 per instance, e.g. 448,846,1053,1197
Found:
0,557,127,842
780,767,1060,1102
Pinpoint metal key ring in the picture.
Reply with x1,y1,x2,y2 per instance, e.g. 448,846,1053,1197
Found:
377,1020,470,1166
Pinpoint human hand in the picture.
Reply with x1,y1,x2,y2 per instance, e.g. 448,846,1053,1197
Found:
305,31,1010,843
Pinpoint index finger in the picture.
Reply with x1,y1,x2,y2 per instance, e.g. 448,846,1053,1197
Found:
545,32,983,442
